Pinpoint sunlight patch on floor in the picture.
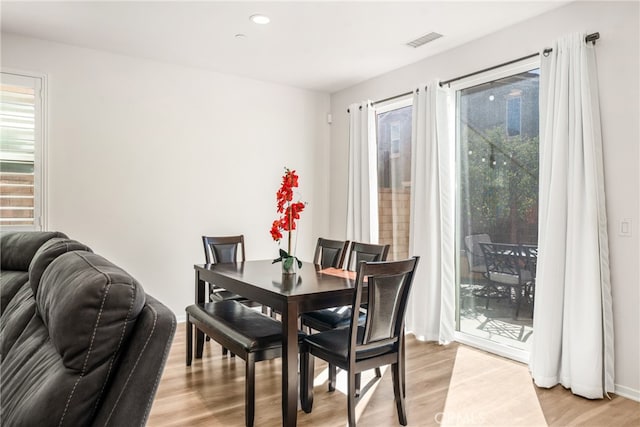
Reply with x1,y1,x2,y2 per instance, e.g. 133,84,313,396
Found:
312,365,389,426
440,346,546,426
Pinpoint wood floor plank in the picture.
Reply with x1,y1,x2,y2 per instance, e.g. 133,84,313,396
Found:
148,325,639,426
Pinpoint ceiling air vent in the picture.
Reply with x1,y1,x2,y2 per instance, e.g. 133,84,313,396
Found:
406,32,443,48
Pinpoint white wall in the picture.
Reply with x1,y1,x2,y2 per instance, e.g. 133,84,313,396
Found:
329,1,639,399
1,33,331,320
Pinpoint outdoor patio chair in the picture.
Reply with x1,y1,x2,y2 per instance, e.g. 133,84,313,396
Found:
478,242,533,318
464,233,492,274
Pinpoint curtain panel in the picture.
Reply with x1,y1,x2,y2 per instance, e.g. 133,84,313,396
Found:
529,32,614,399
406,82,455,344
346,101,378,243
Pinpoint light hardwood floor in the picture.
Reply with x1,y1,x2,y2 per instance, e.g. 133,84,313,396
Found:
148,325,639,426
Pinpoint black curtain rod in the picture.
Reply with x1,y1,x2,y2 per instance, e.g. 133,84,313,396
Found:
440,32,599,86
347,32,599,112
347,89,416,112
372,90,414,106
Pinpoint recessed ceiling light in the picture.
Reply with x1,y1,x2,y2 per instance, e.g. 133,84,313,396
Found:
250,14,270,25
235,33,247,39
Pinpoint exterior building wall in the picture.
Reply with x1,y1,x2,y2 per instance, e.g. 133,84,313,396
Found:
378,187,410,261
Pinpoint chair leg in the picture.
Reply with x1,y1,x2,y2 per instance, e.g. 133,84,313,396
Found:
391,362,407,426
347,371,357,427
300,350,314,413
246,354,256,427
186,318,193,366
222,346,228,356
400,333,406,398
328,364,337,392
355,373,361,397
375,367,382,378
196,328,204,359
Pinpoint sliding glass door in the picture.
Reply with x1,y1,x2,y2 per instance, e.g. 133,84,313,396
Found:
454,59,540,360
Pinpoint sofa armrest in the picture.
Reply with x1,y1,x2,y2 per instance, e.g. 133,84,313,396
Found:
92,294,176,427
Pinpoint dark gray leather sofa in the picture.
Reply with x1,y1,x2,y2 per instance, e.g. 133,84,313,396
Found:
0,231,176,426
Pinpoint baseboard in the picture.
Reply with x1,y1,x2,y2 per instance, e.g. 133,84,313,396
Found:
175,313,186,323
615,383,640,402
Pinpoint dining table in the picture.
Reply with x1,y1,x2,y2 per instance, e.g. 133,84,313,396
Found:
193,260,359,427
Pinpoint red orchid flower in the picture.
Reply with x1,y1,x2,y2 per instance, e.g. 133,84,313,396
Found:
270,168,306,260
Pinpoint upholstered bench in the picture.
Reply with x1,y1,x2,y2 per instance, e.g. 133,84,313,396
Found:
186,299,304,427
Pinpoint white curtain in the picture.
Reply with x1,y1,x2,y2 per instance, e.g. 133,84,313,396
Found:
346,101,378,243
406,81,455,344
529,33,614,399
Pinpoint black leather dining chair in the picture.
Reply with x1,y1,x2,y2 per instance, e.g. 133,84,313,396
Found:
300,257,420,426
202,235,247,302
301,240,389,392
313,237,350,270
202,235,254,355
302,241,390,332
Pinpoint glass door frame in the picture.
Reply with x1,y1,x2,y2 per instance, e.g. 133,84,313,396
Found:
450,56,540,364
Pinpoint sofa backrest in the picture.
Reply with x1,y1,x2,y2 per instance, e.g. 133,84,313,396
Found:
2,233,92,359
1,231,68,271
28,237,93,297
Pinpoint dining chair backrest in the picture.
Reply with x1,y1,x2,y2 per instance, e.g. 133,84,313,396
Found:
202,235,246,264
349,257,420,355
478,242,525,284
344,242,390,272
464,234,492,273
313,238,350,269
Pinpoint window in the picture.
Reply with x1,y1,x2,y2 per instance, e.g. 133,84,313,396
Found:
0,72,45,230
506,95,522,137
375,98,412,260
454,59,539,358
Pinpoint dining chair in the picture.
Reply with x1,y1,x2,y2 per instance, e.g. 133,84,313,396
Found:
303,241,390,332
300,257,420,426
301,240,389,392
313,237,350,270
478,242,533,318
202,235,254,355
202,235,247,302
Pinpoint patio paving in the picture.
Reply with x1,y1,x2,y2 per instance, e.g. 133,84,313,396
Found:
459,282,534,352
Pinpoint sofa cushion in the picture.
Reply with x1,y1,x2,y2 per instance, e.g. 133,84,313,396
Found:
0,281,36,359
29,238,92,297
1,250,146,426
0,270,29,314
0,231,68,272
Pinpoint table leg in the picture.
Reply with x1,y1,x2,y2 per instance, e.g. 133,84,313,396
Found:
281,301,299,427
194,272,205,358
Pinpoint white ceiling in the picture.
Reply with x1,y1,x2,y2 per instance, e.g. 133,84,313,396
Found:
1,1,570,93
